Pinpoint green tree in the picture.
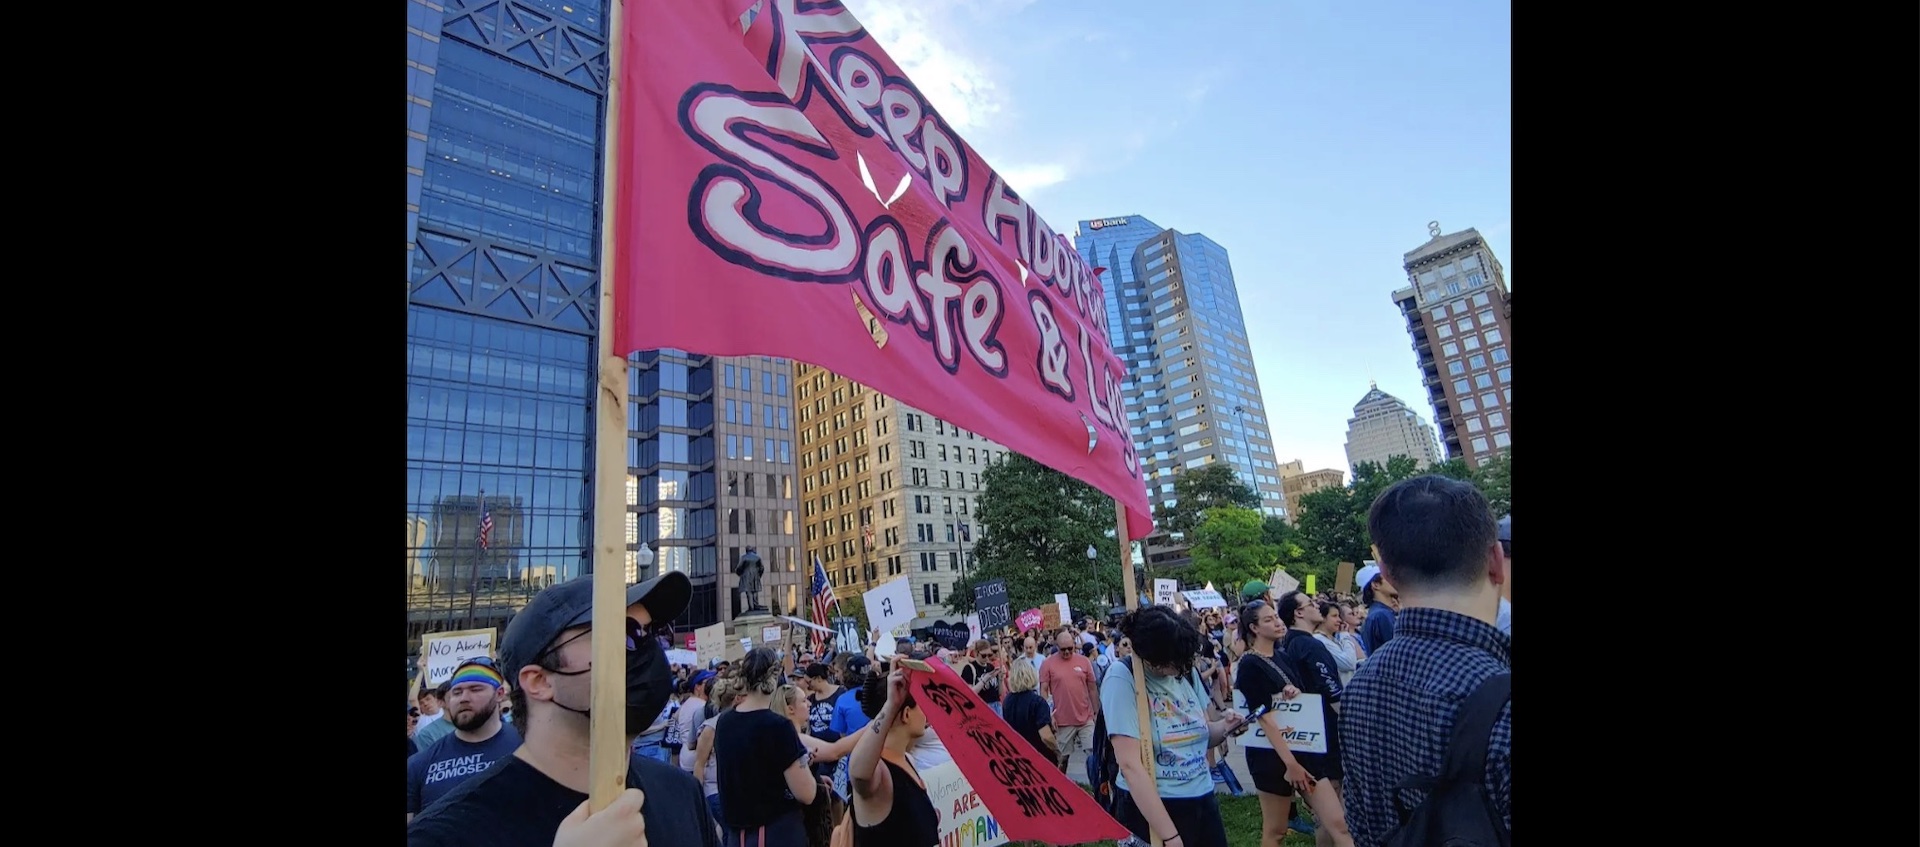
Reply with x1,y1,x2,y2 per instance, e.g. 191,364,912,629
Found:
1428,457,1473,481
1474,450,1510,517
945,454,1122,621
1154,463,1260,538
1186,506,1281,594
1262,515,1330,586
836,594,868,634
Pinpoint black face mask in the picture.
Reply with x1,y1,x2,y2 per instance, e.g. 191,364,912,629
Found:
549,633,673,736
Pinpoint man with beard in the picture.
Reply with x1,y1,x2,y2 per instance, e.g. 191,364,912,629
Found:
407,573,718,847
407,658,520,823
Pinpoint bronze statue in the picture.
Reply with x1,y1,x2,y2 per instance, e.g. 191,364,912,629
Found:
734,548,766,613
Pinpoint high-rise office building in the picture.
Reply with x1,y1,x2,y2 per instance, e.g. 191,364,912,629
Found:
792,364,1008,623
1343,382,1443,474
404,1,803,665
1390,224,1512,468
1075,215,1285,565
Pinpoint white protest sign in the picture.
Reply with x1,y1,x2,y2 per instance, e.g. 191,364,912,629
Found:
921,761,1012,847
863,575,916,637
421,628,495,688
695,622,726,666
762,625,782,645
873,634,896,659
1270,569,1299,595
1153,578,1178,607
666,648,698,667
1183,588,1228,609
1053,593,1072,626
1231,686,1329,755
739,637,752,654
966,614,982,644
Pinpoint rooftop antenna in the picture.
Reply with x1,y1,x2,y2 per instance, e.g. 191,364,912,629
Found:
1427,220,1442,238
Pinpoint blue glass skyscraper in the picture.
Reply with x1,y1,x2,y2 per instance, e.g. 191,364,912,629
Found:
405,0,803,668
1076,215,1286,562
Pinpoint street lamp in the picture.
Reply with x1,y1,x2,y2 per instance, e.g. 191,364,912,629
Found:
1086,544,1098,561
634,543,655,584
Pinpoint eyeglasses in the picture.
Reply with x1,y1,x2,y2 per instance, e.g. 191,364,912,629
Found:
457,656,499,670
538,616,649,667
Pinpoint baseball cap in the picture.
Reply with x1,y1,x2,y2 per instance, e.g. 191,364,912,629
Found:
844,655,873,676
499,571,693,676
691,670,717,687
1355,563,1382,593
1239,579,1269,602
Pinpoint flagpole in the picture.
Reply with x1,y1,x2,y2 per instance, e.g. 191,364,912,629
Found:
587,0,632,815
465,488,486,629
1116,502,1158,847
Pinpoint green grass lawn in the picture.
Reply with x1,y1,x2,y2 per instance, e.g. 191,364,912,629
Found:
1008,789,1318,847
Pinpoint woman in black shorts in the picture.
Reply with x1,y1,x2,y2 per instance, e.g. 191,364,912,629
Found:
1236,600,1350,847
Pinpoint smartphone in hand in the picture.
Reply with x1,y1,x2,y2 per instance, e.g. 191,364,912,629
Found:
1230,703,1272,736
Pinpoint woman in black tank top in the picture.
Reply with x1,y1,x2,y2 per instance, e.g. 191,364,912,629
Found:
846,666,940,847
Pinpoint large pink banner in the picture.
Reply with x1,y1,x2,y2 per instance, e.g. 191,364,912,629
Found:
613,0,1154,538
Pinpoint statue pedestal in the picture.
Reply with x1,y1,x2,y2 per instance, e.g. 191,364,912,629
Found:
729,612,780,660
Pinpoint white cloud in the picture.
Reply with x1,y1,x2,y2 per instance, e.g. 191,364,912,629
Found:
841,0,1004,134
995,162,1071,196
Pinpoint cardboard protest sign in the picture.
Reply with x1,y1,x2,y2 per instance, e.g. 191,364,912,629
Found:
1040,603,1060,630
762,625,782,645
966,614,982,645
420,628,496,689
923,760,1012,847
695,622,726,666
900,658,1129,845
1336,561,1356,594
666,648,698,666
1053,593,1072,626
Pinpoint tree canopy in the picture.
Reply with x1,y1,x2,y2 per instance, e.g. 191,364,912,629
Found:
944,453,1122,620
1291,452,1512,588
1187,506,1280,594
1154,463,1261,538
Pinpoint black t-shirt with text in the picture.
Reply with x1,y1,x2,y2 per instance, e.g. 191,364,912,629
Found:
406,753,717,847
714,707,809,829
1279,629,1344,762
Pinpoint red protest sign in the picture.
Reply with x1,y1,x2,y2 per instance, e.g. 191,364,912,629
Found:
1016,609,1044,632
902,658,1129,845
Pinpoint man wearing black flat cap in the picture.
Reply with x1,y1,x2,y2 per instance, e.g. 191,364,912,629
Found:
408,571,719,847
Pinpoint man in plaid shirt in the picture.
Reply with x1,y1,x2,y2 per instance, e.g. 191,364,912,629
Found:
1339,476,1512,847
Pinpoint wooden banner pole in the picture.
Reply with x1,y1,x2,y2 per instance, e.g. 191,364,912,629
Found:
1115,503,1158,847
587,0,632,816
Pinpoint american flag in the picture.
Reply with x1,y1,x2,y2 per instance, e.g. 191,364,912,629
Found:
478,507,494,550
809,554,838,652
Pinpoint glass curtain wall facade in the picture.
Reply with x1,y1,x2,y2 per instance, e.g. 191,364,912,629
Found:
1075,215,1286,565
406,0,683,673
406,2,804,673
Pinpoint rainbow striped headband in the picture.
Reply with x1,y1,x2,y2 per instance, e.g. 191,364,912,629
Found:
450,662,505,689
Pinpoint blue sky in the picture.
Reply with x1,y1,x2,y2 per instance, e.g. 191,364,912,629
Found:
843,0,1511,479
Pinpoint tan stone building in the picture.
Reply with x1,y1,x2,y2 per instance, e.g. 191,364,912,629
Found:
792,364,1009,623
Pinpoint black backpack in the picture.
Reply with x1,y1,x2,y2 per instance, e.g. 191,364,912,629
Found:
1384,672,1511,847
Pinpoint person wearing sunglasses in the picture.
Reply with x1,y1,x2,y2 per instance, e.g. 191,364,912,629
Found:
408,571,719,847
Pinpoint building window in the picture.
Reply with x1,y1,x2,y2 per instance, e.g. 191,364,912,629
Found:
1442,342,1459,356
1460,397,1477,413
1472,437,1489,453
1469,355,1486,369
1491,346,1508,363
1480,392,1500,408
1484,327,1502,344
1467,418,1483,433
1497,367,1511,383
1472,291,1489,306
1463,336,1481,351
1448,360,1465,375
1493,432,1511,448
1474,374,1493,389
1452,379,1471,395
1488,411,1505,427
